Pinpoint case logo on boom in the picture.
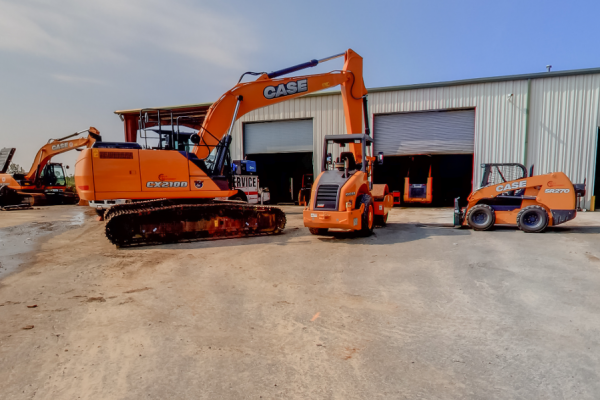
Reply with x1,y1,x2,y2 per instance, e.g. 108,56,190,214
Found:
51,142,73,151
496,180,527,192
263,79,308,99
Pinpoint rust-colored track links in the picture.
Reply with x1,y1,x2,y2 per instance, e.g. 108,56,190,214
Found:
104,199,286,247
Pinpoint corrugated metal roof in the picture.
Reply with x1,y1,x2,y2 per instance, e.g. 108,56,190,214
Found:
114,102,213,115
115,67,600,114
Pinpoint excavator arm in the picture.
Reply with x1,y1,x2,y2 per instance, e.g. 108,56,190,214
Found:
25,128,101,182
193,49,367,161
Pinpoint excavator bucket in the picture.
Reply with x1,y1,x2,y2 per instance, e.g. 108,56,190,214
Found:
0,148,15,173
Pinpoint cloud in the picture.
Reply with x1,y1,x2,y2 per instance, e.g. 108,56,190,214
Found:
0,0,259,70
52,74,108,85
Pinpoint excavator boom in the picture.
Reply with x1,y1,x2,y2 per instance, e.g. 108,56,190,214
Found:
25,128,101,182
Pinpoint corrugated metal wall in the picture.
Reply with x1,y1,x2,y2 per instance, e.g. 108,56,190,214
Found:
527,74,600,207
231,95,347,177
369,81,530,188
231,74,599,208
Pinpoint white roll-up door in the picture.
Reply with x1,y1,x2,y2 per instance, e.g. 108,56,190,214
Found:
244,119,313,154
374,110,475,155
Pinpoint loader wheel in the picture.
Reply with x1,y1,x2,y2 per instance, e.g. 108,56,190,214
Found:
517,205,549,233
309,228,328,235
374,212,388,227
466,204,495,231
357,194,375,236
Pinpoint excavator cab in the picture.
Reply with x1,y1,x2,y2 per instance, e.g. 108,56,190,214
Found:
39,163,67,187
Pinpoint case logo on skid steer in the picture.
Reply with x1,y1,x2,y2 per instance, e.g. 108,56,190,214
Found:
263,79,308,99
146,181,188,188
496,181,527,192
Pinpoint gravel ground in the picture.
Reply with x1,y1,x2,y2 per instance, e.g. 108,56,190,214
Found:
0,205,599,399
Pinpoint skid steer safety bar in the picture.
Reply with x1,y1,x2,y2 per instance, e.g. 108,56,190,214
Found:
267,52,346,79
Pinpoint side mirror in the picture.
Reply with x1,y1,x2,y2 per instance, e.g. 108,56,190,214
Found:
190,134,201,144
65,165,70,170
377,152,384,165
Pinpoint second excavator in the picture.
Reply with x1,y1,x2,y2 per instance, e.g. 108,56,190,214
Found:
1,128,101,208
75,49,375,246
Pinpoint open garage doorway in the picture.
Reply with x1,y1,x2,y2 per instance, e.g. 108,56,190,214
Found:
243,119,313,205
374,154,473,207
246,153,313,204
373,109,475,207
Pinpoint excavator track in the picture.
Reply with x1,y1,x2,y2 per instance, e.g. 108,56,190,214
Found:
104,199,286,247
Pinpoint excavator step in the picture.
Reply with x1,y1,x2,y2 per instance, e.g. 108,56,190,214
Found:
104,199,286,247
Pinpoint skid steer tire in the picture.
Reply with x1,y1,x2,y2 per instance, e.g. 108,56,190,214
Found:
516,205,549,233
357,194,375,237
309,228,329,235
466,204,495,231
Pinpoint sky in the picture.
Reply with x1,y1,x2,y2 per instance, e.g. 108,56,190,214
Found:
1,0,600,170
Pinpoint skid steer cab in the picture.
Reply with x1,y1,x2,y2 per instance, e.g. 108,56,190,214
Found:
454,163,586,233
303,134,393,236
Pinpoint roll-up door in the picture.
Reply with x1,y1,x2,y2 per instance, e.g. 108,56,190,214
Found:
244,119,313,154
374,110,475,155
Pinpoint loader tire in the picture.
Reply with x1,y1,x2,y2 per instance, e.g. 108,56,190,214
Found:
374,212,388,227
466,204,495,231
357,194,375,237
516,205,549,233
309,228,328,235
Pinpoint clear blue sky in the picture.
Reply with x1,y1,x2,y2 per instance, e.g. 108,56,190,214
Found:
1,0,599,168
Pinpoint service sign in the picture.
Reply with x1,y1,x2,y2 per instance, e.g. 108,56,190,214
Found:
233,175,259,204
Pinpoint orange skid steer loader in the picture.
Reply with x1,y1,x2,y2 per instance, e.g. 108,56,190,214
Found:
454,163,586,232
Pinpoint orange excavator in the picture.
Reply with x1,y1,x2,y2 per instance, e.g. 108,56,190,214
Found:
0,128,101,208
76,49,387,246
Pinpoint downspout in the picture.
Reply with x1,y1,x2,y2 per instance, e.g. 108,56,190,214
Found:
523,78,532,169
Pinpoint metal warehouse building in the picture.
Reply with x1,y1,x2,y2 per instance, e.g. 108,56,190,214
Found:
117,67,600,208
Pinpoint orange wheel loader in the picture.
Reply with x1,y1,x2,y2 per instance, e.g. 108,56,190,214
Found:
0,128,101,208
302,62,394,236
303,134,393,236
454,163,586,232
75,49,388,246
